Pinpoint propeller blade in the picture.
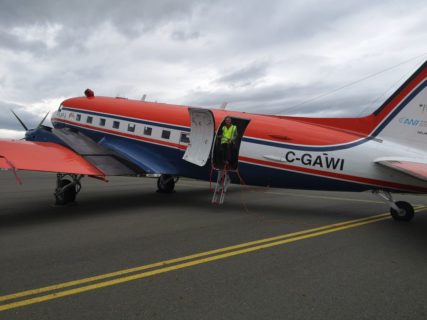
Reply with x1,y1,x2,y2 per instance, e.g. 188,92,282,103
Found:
10,109,28,131
37,111,50,128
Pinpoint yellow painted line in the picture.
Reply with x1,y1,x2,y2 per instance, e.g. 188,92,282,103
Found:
0,207,425,312
0,212,390,303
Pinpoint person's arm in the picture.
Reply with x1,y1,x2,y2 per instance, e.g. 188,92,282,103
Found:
231,126,238,143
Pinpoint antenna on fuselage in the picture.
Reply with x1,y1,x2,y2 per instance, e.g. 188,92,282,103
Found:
141,94,147,101
220,102,228,109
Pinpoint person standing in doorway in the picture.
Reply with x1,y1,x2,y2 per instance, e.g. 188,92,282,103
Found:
220,116,237,167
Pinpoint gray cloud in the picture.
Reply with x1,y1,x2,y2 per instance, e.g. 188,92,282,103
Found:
0,101,39,130
216,61,269,87
0,0,426,124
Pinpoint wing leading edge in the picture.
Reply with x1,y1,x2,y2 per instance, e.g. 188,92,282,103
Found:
0,140,104,176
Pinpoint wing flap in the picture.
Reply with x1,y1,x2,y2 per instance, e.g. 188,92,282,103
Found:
0,140,104,176
375,157,427,182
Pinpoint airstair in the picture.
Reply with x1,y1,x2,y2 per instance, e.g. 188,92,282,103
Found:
212,169,231,204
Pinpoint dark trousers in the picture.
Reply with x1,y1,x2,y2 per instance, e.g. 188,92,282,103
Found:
221,143,232,165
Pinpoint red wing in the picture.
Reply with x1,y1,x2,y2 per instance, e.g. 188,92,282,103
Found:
0,140,104,176
376,159,427,182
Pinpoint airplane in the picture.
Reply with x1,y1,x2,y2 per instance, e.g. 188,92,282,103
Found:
0,60,426,222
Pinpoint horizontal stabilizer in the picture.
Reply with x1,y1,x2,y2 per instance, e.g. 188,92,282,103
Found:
0,140,104,176
375,157,427,182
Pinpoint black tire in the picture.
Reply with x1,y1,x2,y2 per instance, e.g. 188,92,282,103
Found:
390,201,414,221
55,179,77,205
157,175,175,193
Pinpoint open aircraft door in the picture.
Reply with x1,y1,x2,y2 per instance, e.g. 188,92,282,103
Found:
212,117,250,171
182,108,215,166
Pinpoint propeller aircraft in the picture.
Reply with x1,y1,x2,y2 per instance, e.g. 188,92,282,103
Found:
1,61,427,221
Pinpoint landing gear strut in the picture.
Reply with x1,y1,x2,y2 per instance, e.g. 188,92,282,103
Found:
157,174,178,193
54,173,83,205
373,190,414,221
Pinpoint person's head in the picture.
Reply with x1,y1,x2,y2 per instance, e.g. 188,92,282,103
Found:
225,116,232,127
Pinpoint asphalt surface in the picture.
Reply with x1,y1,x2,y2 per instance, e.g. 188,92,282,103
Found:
1,171,427,319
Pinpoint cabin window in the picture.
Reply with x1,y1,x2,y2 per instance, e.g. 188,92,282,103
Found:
113,121,120,129
86,116,93,124
144,126,152,136
162,130,171,139
128,123,136,132
180,132,190,143
76,114,81,121
99,118,106,126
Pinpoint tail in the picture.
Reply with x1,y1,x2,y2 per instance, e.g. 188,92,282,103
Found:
372,60,427,148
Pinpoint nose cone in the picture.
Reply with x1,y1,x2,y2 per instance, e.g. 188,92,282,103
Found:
24,129,36,141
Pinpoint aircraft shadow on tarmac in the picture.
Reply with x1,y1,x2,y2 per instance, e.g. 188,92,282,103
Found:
1,185,427,243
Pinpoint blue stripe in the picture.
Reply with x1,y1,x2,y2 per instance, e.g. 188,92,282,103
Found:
62,107,190,132
372,80,427,136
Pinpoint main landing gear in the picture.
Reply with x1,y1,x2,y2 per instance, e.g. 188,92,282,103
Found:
54,173,83,205
157,174,179,193
373,190,415,221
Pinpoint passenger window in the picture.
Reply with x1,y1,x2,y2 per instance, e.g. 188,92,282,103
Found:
180,132,190,143
99,118,106,126
76,114,81,121
113,121,120,129
144,126,152,136
86,116,93,124
128,123,136,132
162,130,171,139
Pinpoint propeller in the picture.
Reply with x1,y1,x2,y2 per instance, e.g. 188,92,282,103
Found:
10,109,28,131
37,111,50,128
10,109,50,131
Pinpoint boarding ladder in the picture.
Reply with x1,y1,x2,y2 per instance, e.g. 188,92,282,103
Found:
212,169,231,204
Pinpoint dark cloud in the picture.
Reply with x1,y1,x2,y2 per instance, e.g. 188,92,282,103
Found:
0,101,38,130
0,0,201,33
171,30,200,41
216,61,269,87
0,0,426,127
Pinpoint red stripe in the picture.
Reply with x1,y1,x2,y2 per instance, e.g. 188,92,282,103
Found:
239,156,427,193
53,118,187,150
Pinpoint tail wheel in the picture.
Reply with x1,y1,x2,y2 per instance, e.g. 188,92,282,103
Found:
390,201,414,221
55,179,77,205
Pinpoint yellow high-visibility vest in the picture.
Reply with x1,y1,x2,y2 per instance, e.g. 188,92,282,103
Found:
221,125,237,144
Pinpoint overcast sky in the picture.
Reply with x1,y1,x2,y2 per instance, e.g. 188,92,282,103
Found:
1,0,427,138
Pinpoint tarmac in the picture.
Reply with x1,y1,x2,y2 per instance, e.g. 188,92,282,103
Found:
1,171,427,319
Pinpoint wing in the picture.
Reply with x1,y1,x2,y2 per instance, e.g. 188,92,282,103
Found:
375,157,427,182
0,140,104,176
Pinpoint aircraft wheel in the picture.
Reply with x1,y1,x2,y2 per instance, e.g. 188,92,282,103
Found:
390,201,414,221
55,179,77,205
157,174,175,193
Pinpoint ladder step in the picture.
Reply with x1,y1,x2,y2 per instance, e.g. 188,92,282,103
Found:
212,170,230,204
